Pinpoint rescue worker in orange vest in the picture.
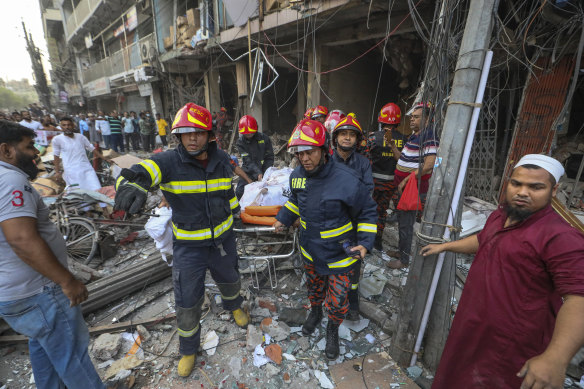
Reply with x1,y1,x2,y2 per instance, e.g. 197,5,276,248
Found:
273,119,377,359
113,103,249,377
235,115,274,199
331,115,374,321
366,103,405,251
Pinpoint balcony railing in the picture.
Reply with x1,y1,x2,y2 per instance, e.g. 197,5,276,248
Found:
65,0,103,40
81,34,154,84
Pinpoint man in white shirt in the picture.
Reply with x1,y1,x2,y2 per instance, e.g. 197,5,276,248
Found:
94,113,111,149
19,110,48,147
53,117,104,191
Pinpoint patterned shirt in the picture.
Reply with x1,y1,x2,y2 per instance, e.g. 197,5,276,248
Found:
395,127,439,175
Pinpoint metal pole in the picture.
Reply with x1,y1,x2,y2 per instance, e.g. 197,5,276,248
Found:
410,51,493,367
391,0,498,369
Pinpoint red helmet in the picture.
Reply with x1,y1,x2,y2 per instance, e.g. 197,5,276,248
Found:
220,107,227,112
171,103,213,134
324,110,346,133
238,115,258,134
378,103,401,125
303,108,313,119
311,105,328,119
288,119,327,152
332,115,363,146
413,101,433,110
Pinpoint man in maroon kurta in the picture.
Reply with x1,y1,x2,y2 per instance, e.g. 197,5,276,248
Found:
421,154,584,389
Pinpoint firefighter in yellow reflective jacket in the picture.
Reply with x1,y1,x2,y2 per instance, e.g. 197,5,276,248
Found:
273,119,377,360
114,103,249,377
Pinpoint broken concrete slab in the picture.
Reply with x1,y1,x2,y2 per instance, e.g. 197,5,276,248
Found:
265,363,281,378
278,307,307,326
328,352,417,389
260,318,291,341
258,298,277,312
359,276,387,298
246,325,264,351
92,333,122,360
340,318,369,333
297,336,310,352
251,306,272,318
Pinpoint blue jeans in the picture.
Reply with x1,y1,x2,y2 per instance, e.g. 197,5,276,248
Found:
0,285,104,389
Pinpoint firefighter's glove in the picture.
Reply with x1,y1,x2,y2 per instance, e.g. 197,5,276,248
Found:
114,183,147,215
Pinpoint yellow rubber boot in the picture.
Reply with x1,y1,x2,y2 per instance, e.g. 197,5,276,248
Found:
232,308,250,328
177,354,196,377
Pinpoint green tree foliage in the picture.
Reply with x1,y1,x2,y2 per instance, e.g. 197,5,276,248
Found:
0,86,38,111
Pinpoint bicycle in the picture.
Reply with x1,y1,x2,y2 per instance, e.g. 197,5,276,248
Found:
49,187,100,265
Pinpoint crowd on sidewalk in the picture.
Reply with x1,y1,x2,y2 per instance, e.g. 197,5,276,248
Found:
0,107,171,153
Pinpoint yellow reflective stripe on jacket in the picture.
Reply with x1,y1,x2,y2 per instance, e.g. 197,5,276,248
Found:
300,246,313,262
178,324,200,337
328,256,359,269
299,218,306,229
357,223,377,234
214,215,234,237
139,159,162,186
206,178,232,192
161,180,206,193
172,215,233,240
229,196,239,210
115,176,124,190
160,178,231,194
320,221,353,239
351,283,359,290
284,201,299,216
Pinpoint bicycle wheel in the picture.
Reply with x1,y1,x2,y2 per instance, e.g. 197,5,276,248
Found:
62,218,99,265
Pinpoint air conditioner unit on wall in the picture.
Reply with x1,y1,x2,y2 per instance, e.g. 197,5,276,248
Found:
135,0,151,13
140,42,151,63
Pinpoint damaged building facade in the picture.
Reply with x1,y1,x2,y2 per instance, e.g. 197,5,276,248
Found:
25,0,584,386
39,0,584,206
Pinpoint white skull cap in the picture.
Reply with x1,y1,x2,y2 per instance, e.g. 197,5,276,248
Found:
515,154,564,183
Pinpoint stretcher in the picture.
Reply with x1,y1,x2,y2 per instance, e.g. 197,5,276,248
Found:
233,225,299,289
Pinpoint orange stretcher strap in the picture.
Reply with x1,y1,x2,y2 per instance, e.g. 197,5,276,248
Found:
244,205,282,217
240,211,277,226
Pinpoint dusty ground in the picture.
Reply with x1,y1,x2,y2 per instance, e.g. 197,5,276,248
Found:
0,218,430,389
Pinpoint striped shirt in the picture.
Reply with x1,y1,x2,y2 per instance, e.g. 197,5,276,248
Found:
108,117,123,135
396,128,439,175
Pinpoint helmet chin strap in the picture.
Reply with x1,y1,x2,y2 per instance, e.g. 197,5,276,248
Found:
187,142,208,157
339,144,356,152
305,149,327,177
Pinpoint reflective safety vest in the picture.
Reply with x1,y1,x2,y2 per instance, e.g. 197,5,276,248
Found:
121,142,239,246
276,158,377,275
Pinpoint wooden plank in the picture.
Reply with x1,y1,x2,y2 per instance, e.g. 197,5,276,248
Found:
0,314,176,344
552,197,584,235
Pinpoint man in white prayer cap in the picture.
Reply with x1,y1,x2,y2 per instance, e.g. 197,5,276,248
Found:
421,154,584,389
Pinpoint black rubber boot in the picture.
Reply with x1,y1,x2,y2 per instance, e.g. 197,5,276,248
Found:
374,234,383,251
325,320,340,360
346,308,360,321
302,306,323,335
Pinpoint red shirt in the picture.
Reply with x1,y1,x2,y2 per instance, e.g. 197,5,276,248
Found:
433,205,584,388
